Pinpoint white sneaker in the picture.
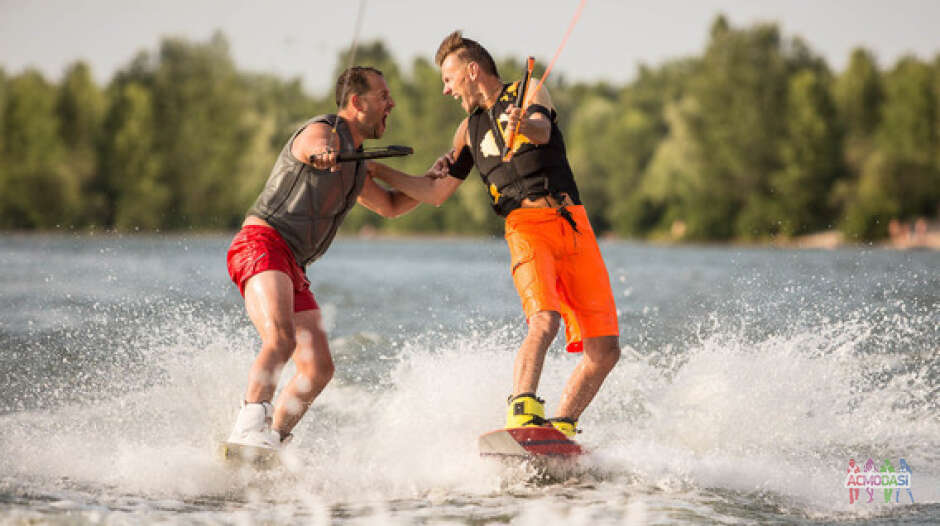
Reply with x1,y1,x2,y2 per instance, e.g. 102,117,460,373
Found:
227,401,282,449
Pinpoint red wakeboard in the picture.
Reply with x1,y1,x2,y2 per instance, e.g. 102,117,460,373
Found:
478,427,583,458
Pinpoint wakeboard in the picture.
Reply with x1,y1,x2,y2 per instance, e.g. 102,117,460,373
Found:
219,441,279,468
478,427,583,459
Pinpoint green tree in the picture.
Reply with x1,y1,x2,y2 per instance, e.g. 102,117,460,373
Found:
149,32,273,228
98,82,167,230
246,74,320,152
603,61,694,237
834,48,883,141
842,56,939,238
878,57,937,166
771,69,844,236
831,48,884,233
841,151,901,239
637,97,710,239
0,67,7,202
2,26,937,241
935,54,940,171
0,70,78,228
57,61,107,225
933,53,940,170
876,57,939,218
679,17,792,238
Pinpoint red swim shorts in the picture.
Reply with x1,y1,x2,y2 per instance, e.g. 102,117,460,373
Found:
226,225,319,312
504,205,619,352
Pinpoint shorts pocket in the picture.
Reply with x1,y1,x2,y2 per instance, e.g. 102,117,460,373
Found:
507,233,535,275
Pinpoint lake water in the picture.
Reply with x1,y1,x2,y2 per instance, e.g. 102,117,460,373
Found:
0,233,937,524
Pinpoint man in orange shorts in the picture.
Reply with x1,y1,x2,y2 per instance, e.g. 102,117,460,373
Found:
225,67,436,450
370,31,620,437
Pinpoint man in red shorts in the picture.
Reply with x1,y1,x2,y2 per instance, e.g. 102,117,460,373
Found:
226,66,435,449
369,32,620,437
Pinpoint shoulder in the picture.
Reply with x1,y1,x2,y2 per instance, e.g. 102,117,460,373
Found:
291,119,336,163
303,118,334,135
297,114,341,137
528,80,554,111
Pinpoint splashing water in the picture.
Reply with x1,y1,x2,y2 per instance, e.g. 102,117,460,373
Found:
0,235,937,524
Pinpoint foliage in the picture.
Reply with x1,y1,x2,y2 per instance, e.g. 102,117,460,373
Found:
0,18,937,241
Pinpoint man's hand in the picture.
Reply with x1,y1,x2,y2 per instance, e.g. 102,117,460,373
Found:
308,132,341,172
505,104,524,140
504,104,550,145
426,151,455,179
310,149,337,171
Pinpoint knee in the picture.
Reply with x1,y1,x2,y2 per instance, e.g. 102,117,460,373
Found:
527,311,561,341
294,346,334,387
263,329,297,360
588,340,620,371
306,358,334,385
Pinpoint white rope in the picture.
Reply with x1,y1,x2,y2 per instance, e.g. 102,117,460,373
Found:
332,0,368,137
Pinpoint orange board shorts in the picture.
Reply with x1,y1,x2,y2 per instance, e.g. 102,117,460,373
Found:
505,205,619,352
226,225,319,312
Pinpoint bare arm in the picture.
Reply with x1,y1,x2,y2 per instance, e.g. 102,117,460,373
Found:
369,120,470,207
370,162,463,207
356,171,420,218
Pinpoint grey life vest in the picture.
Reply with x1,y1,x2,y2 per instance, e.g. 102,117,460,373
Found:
247,114,367,266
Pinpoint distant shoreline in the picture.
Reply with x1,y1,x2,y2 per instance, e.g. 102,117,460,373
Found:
2,228,938,251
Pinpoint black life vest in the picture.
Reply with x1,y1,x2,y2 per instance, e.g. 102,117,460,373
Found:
466,82,581,217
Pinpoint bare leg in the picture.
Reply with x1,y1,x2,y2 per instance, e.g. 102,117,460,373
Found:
272,309,334,437
512,311,561,395
556,335,620,420
243,270,296,404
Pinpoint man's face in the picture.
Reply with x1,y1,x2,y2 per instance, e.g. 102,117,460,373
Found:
357,73,395,139
440,54,474,113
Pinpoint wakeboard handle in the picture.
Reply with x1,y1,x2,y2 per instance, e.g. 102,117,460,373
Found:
502,56,535,162
332,145,414,162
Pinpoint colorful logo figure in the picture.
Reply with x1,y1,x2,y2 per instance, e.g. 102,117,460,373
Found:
881,459,895,503
864,457,877,503
844,458,914,504
847,458,860,504
897,459,915,504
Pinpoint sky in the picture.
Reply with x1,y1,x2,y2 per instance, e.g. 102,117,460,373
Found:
1,0,938,95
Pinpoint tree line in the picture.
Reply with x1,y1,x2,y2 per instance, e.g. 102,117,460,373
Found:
1,16,937,241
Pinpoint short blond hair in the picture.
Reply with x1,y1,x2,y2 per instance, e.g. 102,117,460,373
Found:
435,30,499,77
